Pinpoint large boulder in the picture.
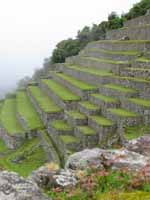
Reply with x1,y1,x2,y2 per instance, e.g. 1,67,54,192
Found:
0,171,50,200
126,135,150,156
66,148,150,171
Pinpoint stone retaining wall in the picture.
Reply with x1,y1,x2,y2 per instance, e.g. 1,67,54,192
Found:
124,14,150,27
106,25,150,40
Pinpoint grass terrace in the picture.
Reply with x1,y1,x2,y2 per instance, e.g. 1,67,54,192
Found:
77,125,96,136
104,83,137,93
90,115,114,126
79,101,99,110
81,56,126,64
0,98,24,135
54,72,97,91
42,79,80,102
65,64,113,76
129,98,150,107
60,135,79,144
51,120,72,131
136,57,150,62
67,110,86,120
91,93,118,103
28,86,62,113
88,48,140,56
108,108,138,117
17,91,44,131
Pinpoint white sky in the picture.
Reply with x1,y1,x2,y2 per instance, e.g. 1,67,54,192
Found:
0,0,139,95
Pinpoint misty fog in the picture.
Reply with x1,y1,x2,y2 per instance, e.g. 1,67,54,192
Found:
0,0,139,99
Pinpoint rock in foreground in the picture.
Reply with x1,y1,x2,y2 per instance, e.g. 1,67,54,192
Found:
0,171,50,200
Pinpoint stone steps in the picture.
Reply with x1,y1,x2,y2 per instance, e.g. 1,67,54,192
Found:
121,98,150,125
66,56,129,74
50,71,98,100
132,57,150,69
111,76,150,98
78,101,100,116
65,110,87,127
80,48,140,61
62,64,113,85
106,24,150,40
90,93,120,111
39,79,81,110
27,86,63,125
103,108,142,127
88,115,117,145
63,65,150,98
38,130,60,164
74,125,98,148
120,67,150,79
48,119,73,136
86,40,150,51
99,83,138,100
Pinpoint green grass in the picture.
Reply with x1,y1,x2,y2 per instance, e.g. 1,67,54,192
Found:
104,83,137,93
0,98,24,135
65,64,113,77
125,125,150,140
129,98,150,107
42,79,80,101
28,86,62,113
17,91,44,131
55,72,97,91
115,75,150,84
136,57,150,62
108,108,138,117
67,110,86,119
90,115,113,126
0,138,47,177
60,135,79,144
81,56,125,64
91,93,118,103
79,101,99,110
88,48,140,56
98,192,150,200
0,139,10,153
125,67,150,72
77,125,96,135
51,120,72,131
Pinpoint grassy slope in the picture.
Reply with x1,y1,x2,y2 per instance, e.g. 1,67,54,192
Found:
0,138,47,177
17,91,44,131
0,98,24,135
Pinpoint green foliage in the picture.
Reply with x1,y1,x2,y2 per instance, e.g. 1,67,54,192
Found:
51,39,80,63
125,0,150,20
